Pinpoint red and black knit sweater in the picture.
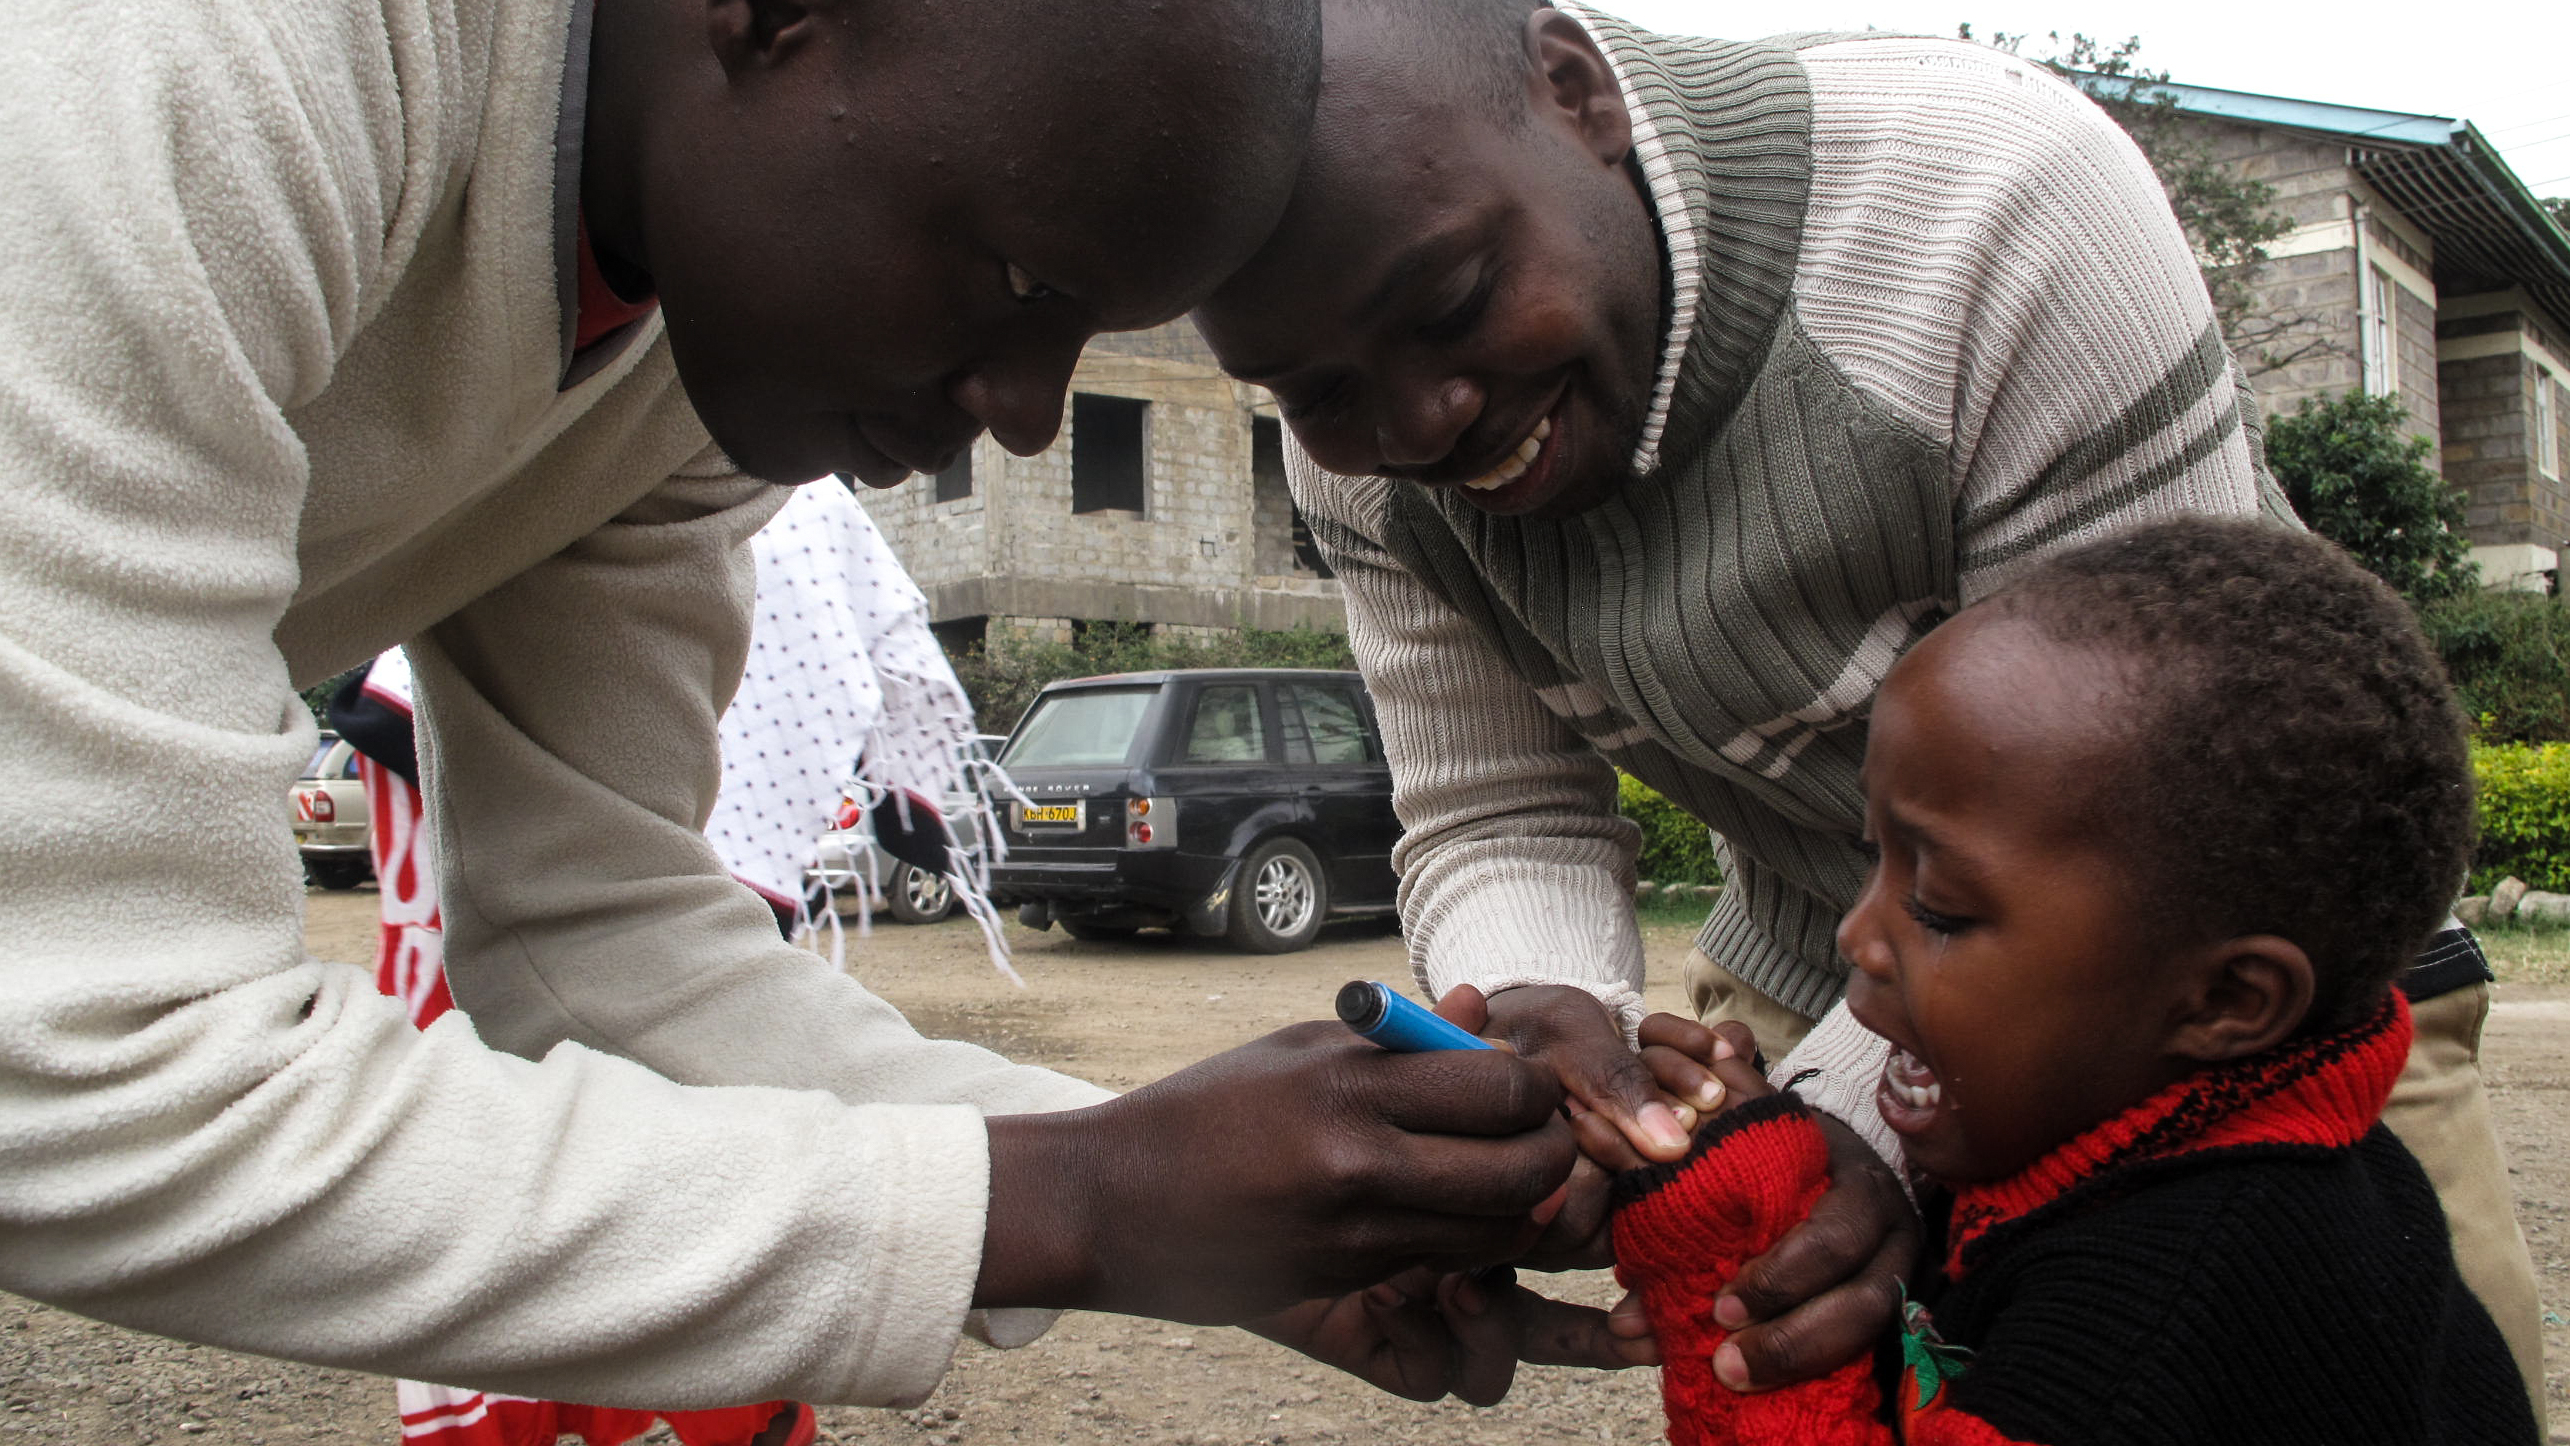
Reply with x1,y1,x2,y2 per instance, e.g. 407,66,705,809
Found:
1611,993,2537,1446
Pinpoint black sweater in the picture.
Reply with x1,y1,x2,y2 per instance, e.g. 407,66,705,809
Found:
1612,994,2538,1446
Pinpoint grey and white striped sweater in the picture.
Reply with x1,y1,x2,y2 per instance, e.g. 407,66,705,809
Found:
1290,18,2291,1032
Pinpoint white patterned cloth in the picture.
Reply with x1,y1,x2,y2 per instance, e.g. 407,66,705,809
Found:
704,481,1005,967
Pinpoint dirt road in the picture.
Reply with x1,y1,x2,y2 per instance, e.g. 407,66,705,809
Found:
2,890,2563,1444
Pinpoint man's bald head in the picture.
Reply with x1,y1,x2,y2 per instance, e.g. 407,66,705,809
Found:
1355,0,1547,122
584,0,1324,485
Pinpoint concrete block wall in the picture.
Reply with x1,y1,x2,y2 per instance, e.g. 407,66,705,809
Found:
2246,246,2364,416
1252,454,1302,577
858,323,1350,639
2395,281,2442,455
2442,349,2540,542
2441,301,2570,552
2195,121,2362,411
2188,120,2445,456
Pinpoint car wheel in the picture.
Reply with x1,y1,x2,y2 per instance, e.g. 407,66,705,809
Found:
885,863,956,925
1058,916,1142,942
306,857,370,891
1228,837,1328,953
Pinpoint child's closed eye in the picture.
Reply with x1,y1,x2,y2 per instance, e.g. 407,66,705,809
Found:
1903,897,1971,935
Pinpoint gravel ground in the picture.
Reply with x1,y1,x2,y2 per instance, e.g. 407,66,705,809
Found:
2,889,2563,1444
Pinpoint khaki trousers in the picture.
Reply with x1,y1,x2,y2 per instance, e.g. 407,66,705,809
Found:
2385,983,2547,1428
1682,949,2549,1429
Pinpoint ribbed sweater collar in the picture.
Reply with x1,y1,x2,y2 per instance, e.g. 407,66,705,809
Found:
1560,8,1813,477
1946,990,2414,1279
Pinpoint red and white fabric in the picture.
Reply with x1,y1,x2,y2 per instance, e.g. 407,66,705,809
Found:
356,652,451,1027
353,651,807,1446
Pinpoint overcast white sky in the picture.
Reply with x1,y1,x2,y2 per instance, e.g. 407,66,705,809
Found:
1610,0,2570,203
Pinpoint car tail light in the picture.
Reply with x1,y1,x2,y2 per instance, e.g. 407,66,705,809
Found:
310,792,335,822
1124,798,1175,850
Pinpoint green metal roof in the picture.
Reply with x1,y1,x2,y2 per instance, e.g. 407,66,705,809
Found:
2084,76,2570,336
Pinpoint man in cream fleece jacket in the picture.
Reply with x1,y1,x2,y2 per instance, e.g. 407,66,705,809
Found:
1193,0,2547,1421
0,0,1599,1413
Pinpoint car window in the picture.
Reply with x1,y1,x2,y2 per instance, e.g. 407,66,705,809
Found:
1280,684,1376,765
339,746,362,779
305,740,340,779
1180,685,1267,764
1004,687,1159,768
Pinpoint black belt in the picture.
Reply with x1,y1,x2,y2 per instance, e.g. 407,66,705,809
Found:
2402,926,2493,1003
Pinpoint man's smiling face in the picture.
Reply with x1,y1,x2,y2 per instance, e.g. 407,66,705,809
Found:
1193,7,1664,520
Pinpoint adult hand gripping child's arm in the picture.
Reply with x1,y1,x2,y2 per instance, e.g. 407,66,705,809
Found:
1607,1017,2048,1446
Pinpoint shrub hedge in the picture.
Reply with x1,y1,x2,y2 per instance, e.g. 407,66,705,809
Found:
1617,773,1723,885
1612,748,2570,903
2470,742,2570,894
2419,590,2570,746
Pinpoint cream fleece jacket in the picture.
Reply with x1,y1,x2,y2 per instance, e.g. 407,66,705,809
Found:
0,0,1106,1409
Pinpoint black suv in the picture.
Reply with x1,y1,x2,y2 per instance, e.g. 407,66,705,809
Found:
988,668,1401,952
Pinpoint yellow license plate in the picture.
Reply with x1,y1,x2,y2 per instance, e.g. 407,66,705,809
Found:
1021,803,1080,825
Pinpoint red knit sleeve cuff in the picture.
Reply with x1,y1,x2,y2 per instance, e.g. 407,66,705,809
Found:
1612,1093,1833,1285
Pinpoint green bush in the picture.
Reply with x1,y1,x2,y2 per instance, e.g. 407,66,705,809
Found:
2268,390,2477,605
299,665,365,725
2470,742,2570,893
947,623,1358,731
1618,773,1723,885
2419,590,2570,745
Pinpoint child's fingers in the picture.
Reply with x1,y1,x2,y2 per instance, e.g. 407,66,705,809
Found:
1706,1048,1775,1106
1606,1287,1654,1341
1641,1044,1725,1115
1694,1022,1778,1107
1635,1011,1731,1062
1498,1284,1661,1371
1572,1107,1646,1172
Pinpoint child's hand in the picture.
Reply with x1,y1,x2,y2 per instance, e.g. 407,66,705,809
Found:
1249,1268,1656,1406
1569,1013,1774,1172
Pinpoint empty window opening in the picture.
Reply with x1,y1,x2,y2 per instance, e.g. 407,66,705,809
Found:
1072,394,1148,515
1292,503,1334,578
934,449,973,502
930,616,988,656
1250,416,1334,578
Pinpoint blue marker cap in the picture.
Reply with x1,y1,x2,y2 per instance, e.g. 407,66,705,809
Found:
1336,980,1496,1053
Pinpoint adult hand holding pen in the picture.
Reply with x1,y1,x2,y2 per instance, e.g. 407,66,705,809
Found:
974,1020,1578,1324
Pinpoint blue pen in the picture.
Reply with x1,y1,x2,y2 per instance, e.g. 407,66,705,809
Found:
1336,979,1496,1052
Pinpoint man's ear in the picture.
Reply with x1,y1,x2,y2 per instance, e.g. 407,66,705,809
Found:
1525,9,1633,167
706,0,824,74
2167,935,2316,1064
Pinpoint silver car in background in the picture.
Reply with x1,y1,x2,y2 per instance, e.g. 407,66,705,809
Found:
291,732,373,890
808,734,1006,924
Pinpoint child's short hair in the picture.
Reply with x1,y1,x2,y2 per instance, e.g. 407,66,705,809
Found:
1981,516,2474,1032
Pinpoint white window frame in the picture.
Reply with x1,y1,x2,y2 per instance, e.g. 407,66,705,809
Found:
2540,371,2562,481
2361,265,2398,398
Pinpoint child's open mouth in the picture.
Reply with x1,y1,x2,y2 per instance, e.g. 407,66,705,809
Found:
1876,1045,1944,1134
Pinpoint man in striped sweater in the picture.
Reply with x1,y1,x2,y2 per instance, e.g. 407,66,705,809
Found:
1193,0,2546,1420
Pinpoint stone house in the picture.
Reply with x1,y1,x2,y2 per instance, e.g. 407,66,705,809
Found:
2164,81,2570,588
856,326,1345,648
